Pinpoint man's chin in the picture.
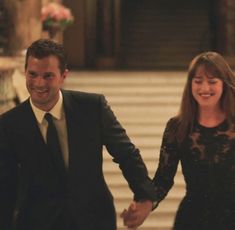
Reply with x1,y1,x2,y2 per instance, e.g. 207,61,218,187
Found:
31,99,48,107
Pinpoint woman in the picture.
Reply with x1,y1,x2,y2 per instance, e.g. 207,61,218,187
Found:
152,51,235,230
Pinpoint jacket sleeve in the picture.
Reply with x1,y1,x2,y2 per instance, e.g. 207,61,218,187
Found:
100,95,156,201
0,118,18,230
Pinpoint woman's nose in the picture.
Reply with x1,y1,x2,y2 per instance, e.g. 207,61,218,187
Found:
201,81,210,91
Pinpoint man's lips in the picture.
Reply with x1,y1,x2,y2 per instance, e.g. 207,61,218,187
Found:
32,89,49,95
33,88,48,93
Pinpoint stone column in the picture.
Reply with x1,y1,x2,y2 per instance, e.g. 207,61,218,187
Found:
215,0,235,66
99,0,113,56
3,0,42,106
0,57,18,114
85,0,98,66
226,0,235,55
4,0,42,55
215,0,228,54
96,0,121,68
113,0,121,65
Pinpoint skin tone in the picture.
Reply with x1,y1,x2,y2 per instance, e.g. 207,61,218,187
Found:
121,200,152,229
25,55,68,112
192,64,225,127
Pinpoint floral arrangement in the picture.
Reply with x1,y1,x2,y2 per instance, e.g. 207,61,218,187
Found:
41,2,74,30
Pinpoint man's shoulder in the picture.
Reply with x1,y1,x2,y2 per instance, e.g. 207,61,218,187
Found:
62,89,105,104
62,89,103,97
0,99,30,120
0,99,31,130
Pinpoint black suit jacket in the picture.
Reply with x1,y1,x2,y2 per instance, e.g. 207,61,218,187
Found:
0,90,156,230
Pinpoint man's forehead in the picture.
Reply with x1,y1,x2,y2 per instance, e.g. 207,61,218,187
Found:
27,56,60,66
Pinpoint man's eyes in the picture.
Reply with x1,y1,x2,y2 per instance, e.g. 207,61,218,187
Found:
43,73,54,79
28,72,54,79
28,72,37,78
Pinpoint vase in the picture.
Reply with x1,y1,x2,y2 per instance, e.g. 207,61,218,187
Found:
43,22,62,41
48,26,61,40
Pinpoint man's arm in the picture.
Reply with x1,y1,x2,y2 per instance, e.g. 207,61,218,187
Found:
100,95,156,201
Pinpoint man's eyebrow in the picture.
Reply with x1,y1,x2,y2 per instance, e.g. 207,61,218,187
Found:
43,72,54,75
27,70,36,73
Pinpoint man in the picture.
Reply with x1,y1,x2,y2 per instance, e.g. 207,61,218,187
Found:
0,39,155,230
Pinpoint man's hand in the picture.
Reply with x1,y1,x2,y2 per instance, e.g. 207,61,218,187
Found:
120,200,152,229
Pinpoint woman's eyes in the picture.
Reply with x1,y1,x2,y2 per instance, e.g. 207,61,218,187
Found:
193,79,202,83
193,78,217,84
208,79,217,84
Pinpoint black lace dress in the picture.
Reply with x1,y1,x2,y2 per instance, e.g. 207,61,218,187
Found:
153,118,235,230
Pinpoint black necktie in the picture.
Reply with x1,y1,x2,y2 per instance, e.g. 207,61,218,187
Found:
44,113,66,174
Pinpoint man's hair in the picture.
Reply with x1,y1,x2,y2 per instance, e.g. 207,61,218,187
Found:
25,39,68,73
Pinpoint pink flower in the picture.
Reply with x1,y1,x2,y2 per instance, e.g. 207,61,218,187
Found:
41,2,74,28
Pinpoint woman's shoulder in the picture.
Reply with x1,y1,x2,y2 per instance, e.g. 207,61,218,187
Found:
162,117,180,137
166,116,180,129
161,117,181,144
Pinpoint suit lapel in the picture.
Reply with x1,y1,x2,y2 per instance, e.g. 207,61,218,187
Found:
18,100,47,151
62,91,90,174
18,100,67,178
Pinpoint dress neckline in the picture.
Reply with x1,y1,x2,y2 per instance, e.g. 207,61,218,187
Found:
196,119,227,131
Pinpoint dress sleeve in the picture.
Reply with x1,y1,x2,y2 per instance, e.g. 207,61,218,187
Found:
152,118,180,206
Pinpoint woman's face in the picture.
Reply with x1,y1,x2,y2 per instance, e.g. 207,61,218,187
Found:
191,65,224,110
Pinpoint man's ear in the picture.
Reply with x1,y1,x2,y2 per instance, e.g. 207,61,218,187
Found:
62,69,69,80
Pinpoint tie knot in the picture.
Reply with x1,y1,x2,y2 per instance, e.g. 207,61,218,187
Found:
44,113,53,123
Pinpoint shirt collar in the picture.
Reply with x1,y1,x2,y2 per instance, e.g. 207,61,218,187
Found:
30,91,64,124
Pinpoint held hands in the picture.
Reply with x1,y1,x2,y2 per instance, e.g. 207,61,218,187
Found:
121,200,152,229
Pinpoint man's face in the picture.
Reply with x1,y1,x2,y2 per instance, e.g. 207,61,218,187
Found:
25,55,68,111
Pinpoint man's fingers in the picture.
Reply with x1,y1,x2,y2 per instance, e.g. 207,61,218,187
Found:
124,218,140,229
123,212,140,228
129,202,137,211
121,201,143,228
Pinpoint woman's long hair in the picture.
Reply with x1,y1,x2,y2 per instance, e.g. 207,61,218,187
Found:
173,51,235,143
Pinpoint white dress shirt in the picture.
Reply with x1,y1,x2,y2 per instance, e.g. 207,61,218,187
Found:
30,91,69,168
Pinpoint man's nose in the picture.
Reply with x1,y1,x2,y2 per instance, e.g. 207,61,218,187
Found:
35,76,46,86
